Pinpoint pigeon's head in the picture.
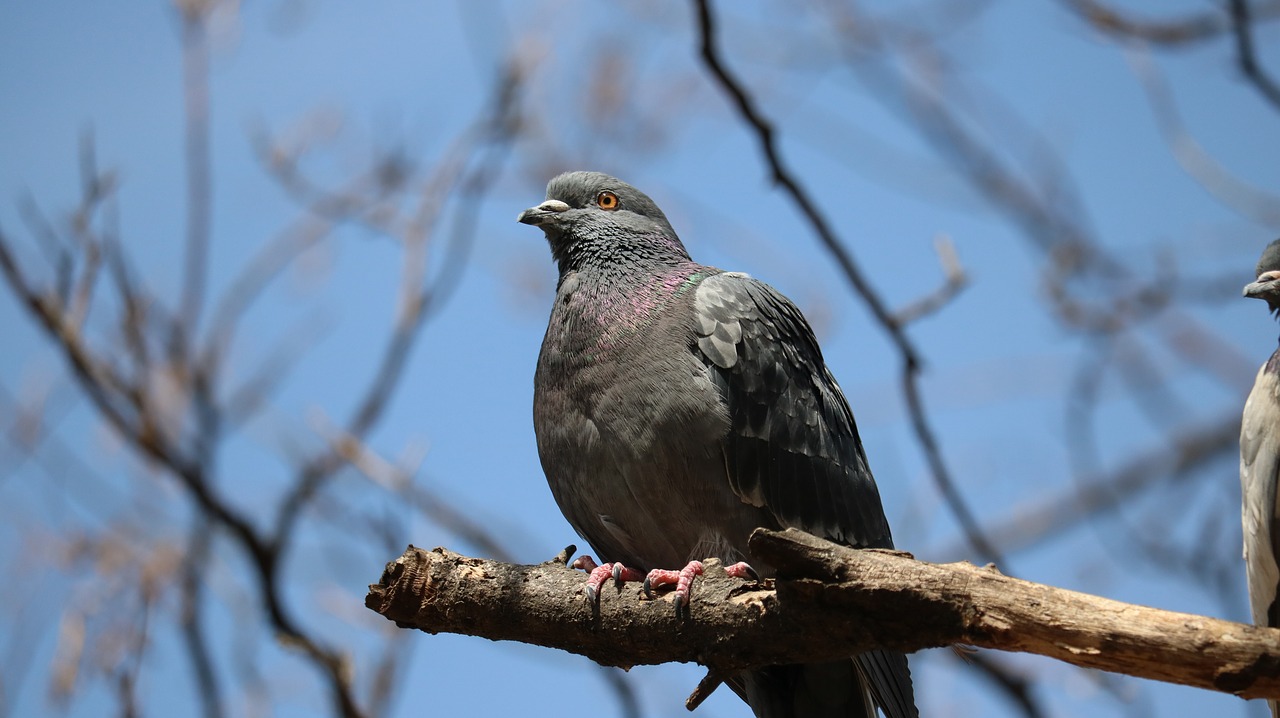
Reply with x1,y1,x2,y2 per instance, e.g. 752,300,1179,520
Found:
1244,238,1280,318
517,171,688,271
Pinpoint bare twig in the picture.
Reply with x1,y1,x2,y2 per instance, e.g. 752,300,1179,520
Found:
201,215,335,378
317,415,517,563
1130,49,1280,226
1060,0,1251,46
0,47,539,718
812,6,1255,613
691,0,913,367
178,1,213,334
269,58,525,556
960,652,1046,718
893,235,969,326
0,143,366,718
1054,2,1280,299
686,669,728,711
180,519,223,718
1228,0,1280,112
937,413,1239,560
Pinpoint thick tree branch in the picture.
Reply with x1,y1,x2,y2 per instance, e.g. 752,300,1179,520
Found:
368,528,1280,702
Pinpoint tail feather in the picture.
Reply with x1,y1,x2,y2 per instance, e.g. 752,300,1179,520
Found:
735,653,917,718
855,649,918,718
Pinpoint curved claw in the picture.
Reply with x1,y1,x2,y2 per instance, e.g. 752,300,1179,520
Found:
583,561,643,603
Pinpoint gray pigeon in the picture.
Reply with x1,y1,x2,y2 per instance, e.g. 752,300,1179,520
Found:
1242,238,1280,718
520,171,918,718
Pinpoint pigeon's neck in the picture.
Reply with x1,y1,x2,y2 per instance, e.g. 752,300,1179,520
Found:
554,228,691,278
551,261,711,356
562,259,708,311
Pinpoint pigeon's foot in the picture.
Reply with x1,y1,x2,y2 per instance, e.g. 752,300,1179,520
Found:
644,560,704,618
723,561,759,581
571,555,642,602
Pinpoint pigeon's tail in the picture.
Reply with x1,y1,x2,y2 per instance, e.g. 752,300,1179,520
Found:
856,649,918,718
735,654,917,718
737,662,872,718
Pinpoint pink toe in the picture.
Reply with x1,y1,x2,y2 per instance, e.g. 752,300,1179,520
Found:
676,560,704,596
644,568,680,590
614,565,644,582
587,564,614,591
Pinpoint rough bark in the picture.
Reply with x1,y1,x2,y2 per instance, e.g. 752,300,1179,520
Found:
365,528,1280,701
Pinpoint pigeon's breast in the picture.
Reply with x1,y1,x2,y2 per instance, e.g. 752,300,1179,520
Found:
533,271,751,567
536,270,724,444
1242,351,1280,627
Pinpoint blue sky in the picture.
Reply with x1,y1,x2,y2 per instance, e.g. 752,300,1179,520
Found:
1,2,1278,717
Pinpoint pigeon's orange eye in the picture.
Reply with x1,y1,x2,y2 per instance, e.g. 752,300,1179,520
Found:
596,191,620,211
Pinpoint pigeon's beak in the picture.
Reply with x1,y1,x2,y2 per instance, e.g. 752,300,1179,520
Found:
517,199,571,226
1244,270,1280,300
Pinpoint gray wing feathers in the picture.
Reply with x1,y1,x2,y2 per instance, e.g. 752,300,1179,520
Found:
693,271,891,549
694,272,917,718
694,297,744,368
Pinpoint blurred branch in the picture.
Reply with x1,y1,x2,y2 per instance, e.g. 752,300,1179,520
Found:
691,0,1006,569
1062,1,1280,221
1056,339,1243,613
937,413,1239,560
317,415,516,563
812,5,1258,616
0,40,539,718
691,0,915,366
892,235,969,326
178,0,213,335
0,220,365,716
1060,0,1248,46
180,519,223,718
959,652,1046,718
1066,0,1280,113
1130,49,1280,226
201,215,336,383
369,529,1280,701
1229,0,1280,112
268,58,526,557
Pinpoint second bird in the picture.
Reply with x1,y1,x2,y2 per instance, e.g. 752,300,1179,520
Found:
519,171,918,718
1242,238,1280,718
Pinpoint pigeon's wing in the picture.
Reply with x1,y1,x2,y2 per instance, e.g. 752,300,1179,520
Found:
693,271,917,718
1243,355,1280,628
692,271,891,549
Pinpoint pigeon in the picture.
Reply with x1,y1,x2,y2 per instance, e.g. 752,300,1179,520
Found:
1242,238,1280,718
519,171,918,718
